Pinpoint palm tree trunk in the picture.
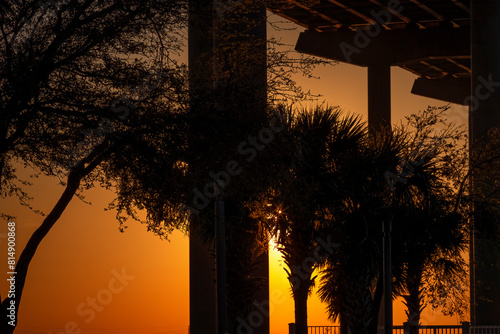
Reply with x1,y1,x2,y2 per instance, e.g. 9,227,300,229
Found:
340,314,350,334
294,283,309,334
405,269,423,334
407,293,421,334
407,288,422,334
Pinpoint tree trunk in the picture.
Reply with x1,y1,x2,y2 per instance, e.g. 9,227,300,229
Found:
294,283,309,334
406,287,421,334
405,269,423,334
340,314,350,334
1,166,87,334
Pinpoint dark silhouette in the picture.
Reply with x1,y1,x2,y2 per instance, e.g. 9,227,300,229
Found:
316,107,496,334
251,105,367,334
0,1,188,332
317,125,403,334
390,108,470,331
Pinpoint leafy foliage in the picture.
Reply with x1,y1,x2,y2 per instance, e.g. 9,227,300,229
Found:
1,0,188,216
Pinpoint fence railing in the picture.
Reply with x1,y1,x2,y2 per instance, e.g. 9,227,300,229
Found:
308,326,341,334
384,325,462,334
384,325,463,334
470,326,500,334
288,323,500,334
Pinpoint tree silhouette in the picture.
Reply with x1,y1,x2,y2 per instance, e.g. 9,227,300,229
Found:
1,0,187,212
317,126,404,334
317,108,472,334
390,108,470,331
0,1,188,332
251,105,367,334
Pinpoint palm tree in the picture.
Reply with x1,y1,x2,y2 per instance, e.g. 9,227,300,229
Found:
391,201,468,334
251,105,366,334
317,107,470,334
317,127,405,334
393,112,500,327
389,108,469,331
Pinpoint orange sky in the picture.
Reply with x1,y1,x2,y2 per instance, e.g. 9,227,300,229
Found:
0,11,468,334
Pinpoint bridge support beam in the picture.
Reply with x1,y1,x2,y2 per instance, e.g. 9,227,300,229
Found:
470,0,500,326
368,64,391,134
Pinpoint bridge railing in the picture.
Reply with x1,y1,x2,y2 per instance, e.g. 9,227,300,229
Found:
287,323,500,334
470,326,500,334
308,326,341,334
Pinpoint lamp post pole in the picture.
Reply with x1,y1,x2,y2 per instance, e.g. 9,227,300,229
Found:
383,218,393,334
215,200,228,334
